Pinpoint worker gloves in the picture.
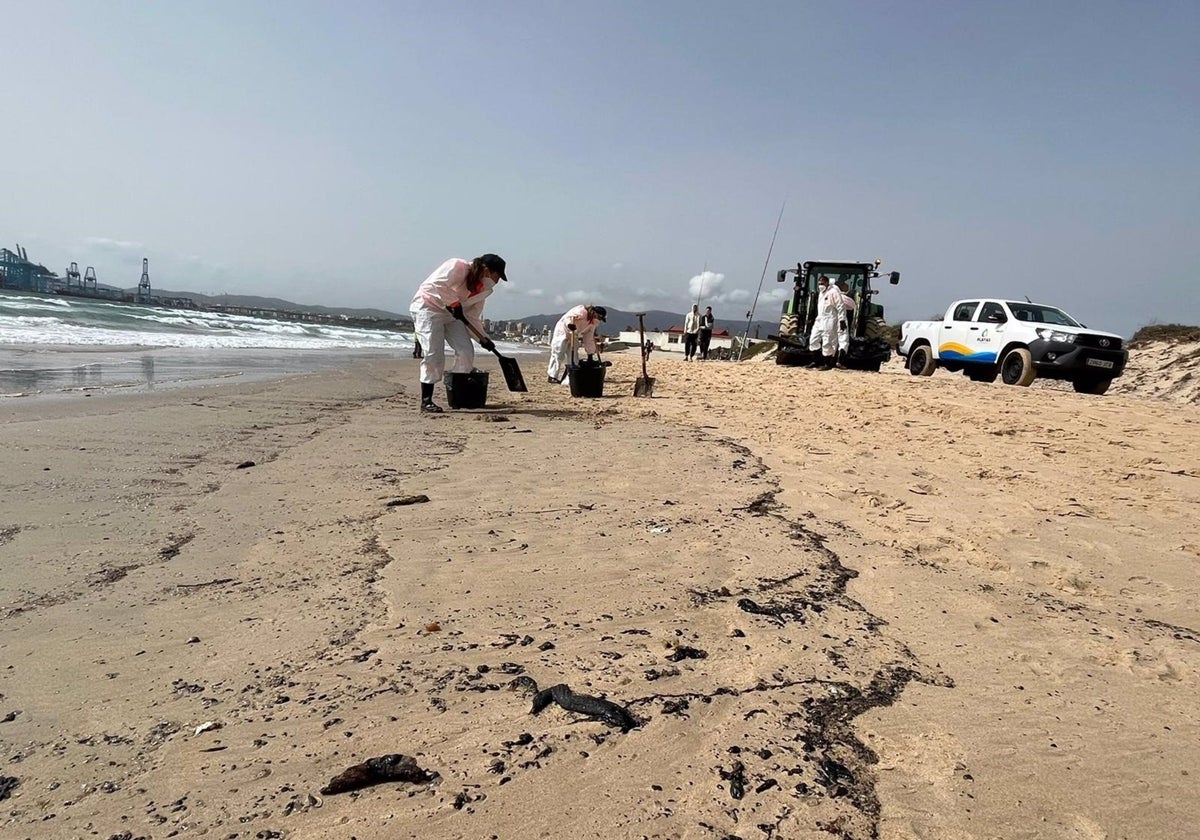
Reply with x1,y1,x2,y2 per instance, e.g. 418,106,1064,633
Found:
480,337,495,352
448,302,466,322
567,323,576,332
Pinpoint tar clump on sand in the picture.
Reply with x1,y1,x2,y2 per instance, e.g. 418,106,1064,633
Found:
319,754,437,796
386,494,430,507
524,678,640,732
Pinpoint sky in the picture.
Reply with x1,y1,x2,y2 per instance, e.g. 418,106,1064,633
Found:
3,0,1197,335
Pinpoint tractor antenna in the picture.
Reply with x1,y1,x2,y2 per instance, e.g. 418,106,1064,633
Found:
737,199,786,361
694,257,708,307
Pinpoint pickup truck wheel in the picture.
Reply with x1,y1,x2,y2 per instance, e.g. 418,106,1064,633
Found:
967,366,999,383
1001,348,1036,386
907,345,936,376
1073,377,1112,395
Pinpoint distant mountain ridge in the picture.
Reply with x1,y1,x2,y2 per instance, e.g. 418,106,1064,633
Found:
506,307,778,338
70,283,778,335
151,289,410,323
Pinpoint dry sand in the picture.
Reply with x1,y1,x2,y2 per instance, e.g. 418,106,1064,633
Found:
1,343,1197,840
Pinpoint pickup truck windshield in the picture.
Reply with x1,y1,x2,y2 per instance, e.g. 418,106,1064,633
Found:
1006,303,1081,327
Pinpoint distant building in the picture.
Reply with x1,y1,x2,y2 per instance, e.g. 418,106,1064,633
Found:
1,247,59,292
616,325,735,355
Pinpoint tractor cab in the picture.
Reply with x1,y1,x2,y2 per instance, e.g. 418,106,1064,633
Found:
770,259,899,370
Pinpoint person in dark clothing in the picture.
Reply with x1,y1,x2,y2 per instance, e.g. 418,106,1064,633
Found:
698,306,715,360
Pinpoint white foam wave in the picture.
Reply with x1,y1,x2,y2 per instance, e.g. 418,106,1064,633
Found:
0,316,414,350
0,293,542,354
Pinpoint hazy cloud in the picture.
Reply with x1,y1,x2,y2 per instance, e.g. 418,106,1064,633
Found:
84,237,145,252
688,270,724,302
555,289,593,306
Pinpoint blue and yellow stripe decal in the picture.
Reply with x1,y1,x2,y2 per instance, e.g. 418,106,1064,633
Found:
939,342,997,363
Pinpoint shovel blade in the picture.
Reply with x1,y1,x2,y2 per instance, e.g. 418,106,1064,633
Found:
634,375,655,397
496,354,528,393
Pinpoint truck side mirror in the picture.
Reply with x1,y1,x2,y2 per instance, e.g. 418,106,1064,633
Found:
776,269,788,283
988,312,1006,323
889,271,900,285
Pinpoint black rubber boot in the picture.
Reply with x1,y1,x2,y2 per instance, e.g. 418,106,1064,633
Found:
419,382,443,413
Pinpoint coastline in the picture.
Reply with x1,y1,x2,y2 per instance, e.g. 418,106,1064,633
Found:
1,353,1196,839
0,345,402,399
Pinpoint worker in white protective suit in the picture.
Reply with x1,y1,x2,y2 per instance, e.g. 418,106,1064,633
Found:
547,304,607,383
835,278,857,365
409,254,507,413
807,275,846,370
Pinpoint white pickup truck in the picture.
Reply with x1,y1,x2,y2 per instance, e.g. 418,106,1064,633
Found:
898,299,1128,394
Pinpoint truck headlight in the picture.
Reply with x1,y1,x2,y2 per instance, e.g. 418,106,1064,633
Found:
1036,328,1076,344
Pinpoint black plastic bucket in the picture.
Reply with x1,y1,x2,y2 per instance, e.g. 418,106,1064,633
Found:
567,362,606,398
443,370,489,409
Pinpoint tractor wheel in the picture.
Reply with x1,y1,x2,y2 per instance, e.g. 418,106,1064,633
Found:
907,345,936,377
1072,377,1112,395
865,316,889,341
1001,348,1036,386
967,365,999,383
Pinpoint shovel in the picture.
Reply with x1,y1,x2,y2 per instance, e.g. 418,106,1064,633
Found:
634,313,655,397
448,307,528,393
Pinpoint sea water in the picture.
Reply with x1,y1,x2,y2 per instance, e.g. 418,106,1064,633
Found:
0,290,532,398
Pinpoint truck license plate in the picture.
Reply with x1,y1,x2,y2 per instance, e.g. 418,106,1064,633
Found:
1086,358,1115,369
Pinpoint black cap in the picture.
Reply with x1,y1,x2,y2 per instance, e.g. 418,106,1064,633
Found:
478,253,507,281
592,305,607,322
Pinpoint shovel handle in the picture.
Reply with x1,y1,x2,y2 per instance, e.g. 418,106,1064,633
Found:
636,313,650,378
448,306,499,356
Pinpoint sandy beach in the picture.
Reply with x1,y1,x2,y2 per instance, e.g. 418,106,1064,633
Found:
1,347,1197,840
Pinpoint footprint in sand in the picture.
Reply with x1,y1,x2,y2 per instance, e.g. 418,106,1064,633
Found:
1067,813,1110,839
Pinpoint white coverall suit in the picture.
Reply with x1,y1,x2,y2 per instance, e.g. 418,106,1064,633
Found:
548,305,600,383
808,284,847,359
409,258,496,385
838,292,856,354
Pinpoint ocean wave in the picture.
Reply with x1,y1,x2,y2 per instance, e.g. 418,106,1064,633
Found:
0,293,541,354
0,319,413,349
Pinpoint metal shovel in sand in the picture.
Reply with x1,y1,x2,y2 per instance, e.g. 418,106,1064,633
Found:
634,313,655,397
448,306,528,392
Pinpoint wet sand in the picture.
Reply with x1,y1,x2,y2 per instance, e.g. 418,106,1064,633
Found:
1,348,1196,839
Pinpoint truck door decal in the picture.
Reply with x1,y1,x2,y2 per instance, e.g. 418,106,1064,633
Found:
938,342,998,363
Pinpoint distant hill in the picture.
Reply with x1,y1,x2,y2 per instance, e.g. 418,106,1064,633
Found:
508,307,779,339
151,289,410,323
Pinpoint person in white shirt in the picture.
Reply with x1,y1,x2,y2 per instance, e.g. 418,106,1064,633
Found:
683,304,701,361
547,304,607,383
807,275,846,369
409,254,506,413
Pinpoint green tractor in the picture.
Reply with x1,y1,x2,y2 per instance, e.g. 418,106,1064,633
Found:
770,259,900,371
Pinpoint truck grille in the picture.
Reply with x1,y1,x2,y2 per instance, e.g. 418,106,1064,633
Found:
1076,334,1122,351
